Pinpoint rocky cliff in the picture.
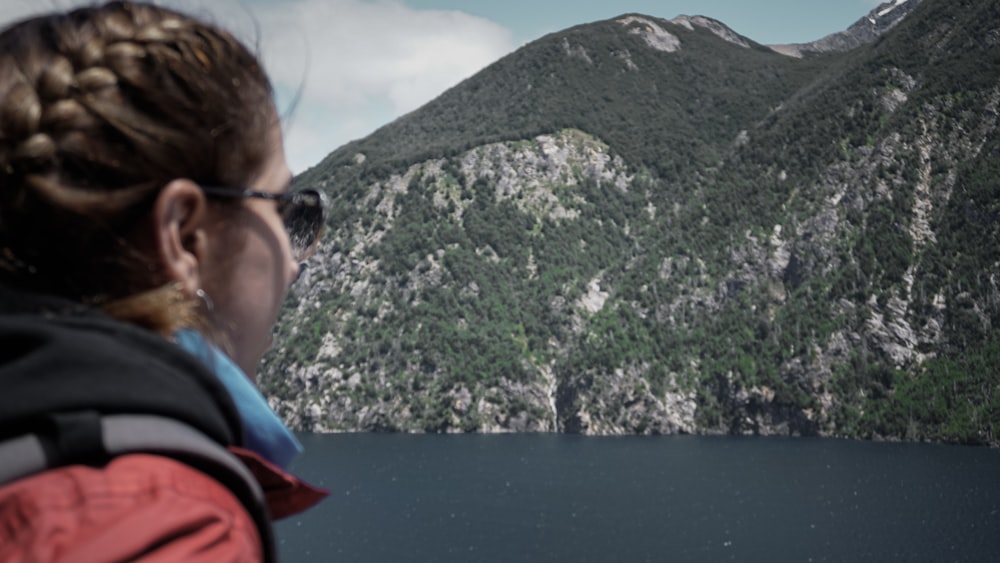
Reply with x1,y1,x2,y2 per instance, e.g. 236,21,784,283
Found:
262,0,1000,445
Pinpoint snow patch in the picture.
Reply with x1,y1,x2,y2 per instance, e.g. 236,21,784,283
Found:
878,0,908,18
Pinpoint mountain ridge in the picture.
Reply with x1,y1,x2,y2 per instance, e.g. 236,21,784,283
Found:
769,0,924,57
296,11,825,186
295,1,919,184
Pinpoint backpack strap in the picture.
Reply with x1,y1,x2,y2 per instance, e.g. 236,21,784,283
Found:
0,432,47,486
0,413,276,562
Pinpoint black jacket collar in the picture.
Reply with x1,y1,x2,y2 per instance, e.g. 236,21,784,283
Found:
0,285,242,446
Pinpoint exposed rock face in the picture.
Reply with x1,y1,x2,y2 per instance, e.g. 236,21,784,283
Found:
560,365,698,435
562,37,593,64
616,14,753,53
672,15,751,49
617,16,680,53
267,130,641,434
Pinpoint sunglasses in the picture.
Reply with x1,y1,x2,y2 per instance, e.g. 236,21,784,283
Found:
200,185,326,262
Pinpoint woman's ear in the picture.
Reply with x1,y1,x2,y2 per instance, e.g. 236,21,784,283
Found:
151,179,210,297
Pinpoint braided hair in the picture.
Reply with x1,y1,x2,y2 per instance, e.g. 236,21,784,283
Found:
0,1,276,333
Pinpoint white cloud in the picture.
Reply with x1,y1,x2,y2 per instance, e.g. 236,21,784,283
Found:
251,0,515,172
0,0,516,174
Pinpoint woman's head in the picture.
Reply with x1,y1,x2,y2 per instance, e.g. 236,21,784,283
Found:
0,1,298,374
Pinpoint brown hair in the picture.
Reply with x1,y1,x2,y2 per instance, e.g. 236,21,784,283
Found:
0,1,276,334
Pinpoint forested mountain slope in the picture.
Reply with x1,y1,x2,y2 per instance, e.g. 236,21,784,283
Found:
262,0,999,445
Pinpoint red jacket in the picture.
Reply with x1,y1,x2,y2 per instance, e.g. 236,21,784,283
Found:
0,452,323,563
0,448,324,562
2,454,260,562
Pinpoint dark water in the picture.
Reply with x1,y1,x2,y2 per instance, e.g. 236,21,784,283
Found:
276,434,1000,562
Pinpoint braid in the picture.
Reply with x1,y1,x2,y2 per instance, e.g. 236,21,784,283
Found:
0,1,275,331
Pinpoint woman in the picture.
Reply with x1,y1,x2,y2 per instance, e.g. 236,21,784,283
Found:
0,1,326,560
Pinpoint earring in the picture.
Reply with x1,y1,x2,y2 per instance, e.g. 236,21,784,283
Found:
195,288,214,313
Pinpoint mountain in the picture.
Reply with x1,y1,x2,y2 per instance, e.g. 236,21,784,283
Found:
262,0,1000,445
769,0,924,57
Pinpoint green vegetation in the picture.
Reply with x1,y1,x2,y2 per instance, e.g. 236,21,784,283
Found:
262,0,1000,444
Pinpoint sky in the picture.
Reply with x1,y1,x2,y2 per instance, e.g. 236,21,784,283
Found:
0,0,892,174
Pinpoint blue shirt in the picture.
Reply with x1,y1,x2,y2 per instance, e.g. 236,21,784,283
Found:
174,329,302,469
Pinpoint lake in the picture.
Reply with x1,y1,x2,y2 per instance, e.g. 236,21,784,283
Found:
276,433,1000,562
